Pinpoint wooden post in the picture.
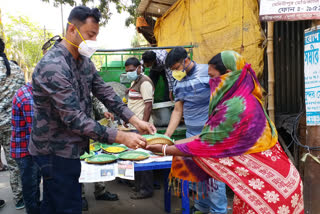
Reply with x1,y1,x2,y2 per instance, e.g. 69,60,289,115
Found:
304,20,320,214
304,127,320,213
267,21,275,122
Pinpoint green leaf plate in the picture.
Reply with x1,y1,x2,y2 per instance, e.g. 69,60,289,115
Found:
80,151,94,160
100,143,128,154
85,154,117,164
142,133,174,145
118,151,150,161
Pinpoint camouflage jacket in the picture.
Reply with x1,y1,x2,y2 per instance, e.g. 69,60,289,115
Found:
92,95,108,121
29,43,134,159
0,57,25,131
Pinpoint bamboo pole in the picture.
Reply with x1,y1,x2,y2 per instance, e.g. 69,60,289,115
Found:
267,22,275,122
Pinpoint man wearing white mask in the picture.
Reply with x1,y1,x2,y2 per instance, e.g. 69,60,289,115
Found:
29,6,156,214
125,57,155,199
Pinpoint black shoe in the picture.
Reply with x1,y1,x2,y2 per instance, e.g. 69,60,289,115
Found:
95,192,119,201
131,186,139,192
127,181,135,188
15,199,24,210
130,192,153,200
0,200,5,208
82,197,88,211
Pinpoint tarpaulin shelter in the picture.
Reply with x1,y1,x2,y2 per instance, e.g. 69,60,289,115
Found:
137,0,266,75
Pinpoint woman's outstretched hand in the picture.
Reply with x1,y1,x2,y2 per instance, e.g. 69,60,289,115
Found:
145,144,163,153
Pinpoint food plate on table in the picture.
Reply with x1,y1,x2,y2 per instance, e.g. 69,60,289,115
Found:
90,142,101,152
118,151,150,161
142,133,174,146
100,143,128,154
85,154,117,164
98,118,118,128
80,151,94,160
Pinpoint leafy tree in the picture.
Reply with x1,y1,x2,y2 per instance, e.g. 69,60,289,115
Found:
131,32,148,47
0,9,4,39
3,15,53,75
123,0,141,27
41,0,141,26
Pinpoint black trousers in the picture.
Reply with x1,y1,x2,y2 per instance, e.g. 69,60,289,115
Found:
134,170,154,196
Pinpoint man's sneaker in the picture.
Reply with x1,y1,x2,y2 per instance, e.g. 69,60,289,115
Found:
82,197,88,211
0,200,5,208
15,199,25,210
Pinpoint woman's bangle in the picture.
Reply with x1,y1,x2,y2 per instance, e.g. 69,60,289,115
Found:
163,144,168,156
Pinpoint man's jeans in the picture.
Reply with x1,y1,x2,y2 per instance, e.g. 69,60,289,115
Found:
193,179,228,214
185,133,228,214
33,155,82,214
15,155,41,214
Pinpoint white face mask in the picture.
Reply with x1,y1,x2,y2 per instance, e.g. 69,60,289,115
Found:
78,40,98,58
64,22,99,58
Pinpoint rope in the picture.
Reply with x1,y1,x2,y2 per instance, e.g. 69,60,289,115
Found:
301,153,320,165
291,111,320,151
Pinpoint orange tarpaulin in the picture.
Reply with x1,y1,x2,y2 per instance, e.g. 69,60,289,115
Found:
136,17,149,29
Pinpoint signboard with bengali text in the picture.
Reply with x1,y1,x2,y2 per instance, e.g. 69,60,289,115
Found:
304,26,320,125
260,0,320,21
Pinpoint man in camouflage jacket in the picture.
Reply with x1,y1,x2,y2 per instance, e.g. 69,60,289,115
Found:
29,6,155,213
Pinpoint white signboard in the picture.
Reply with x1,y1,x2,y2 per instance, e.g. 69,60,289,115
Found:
304,26,320,126
260,0,320,21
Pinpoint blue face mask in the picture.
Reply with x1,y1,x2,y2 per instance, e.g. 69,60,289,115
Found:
127,69,139,81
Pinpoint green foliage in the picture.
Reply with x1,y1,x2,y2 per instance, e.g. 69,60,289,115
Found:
91,55,105,71
42,0,141,26
3,15,53,73
131,32,148,47
124,0,141,27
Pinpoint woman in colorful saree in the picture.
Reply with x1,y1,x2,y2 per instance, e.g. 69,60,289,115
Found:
147,51,304,214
